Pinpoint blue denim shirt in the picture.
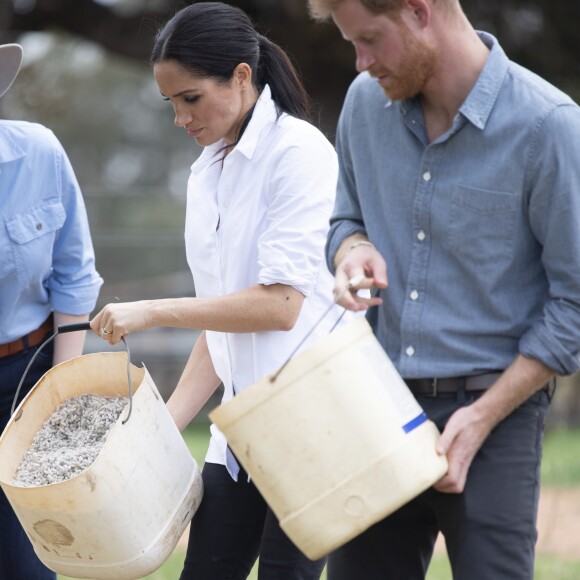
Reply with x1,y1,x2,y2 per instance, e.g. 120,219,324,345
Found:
0,121,103,342
327,32,580,377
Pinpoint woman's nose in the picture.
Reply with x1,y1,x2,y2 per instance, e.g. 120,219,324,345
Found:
174,108,192,128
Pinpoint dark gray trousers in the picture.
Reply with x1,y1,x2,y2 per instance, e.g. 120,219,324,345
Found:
0,339,56,580
328,388,550,580
181,462,326,580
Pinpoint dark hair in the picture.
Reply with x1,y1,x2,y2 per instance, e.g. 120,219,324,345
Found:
151,2,311,122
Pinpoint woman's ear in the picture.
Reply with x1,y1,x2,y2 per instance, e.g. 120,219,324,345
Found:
234,63,253,91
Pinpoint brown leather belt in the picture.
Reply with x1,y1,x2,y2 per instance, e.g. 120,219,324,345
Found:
0,315,53,358
405,372,502,397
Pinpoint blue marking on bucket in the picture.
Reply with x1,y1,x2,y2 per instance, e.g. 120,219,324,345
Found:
402,412,428,433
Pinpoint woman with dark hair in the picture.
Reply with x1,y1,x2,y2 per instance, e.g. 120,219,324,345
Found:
91,2,346,578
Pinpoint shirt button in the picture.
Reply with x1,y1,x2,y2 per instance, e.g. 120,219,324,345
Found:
417,230,426,241
422,171,431,182
410,290,419,301
36,223,43,231
223,201,230,208
405,346,415,357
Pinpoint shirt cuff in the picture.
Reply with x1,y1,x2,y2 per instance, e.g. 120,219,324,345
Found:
48,276,104,315
520,326,580,376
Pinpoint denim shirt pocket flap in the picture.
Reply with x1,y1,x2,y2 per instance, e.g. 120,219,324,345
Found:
448,186,518,264
6,200,66,244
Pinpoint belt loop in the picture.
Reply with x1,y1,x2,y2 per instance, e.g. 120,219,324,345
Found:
22,335,30,351
546,377,557,403
431,378,438,397
456,377,466,404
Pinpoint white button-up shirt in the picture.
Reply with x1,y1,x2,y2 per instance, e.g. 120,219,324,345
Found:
185,85,344,471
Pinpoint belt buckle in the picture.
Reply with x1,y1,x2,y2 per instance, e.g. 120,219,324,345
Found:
430,378,438,397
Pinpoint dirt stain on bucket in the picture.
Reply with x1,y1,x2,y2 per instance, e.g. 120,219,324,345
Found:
33,519,74,546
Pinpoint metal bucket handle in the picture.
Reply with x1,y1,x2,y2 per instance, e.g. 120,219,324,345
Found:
10,322,134,425
270,275,370,383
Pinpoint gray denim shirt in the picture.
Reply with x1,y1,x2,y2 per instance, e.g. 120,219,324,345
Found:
327,32,580,378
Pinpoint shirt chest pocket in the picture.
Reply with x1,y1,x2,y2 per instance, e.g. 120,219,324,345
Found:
447,185,517,265
4,200,66,283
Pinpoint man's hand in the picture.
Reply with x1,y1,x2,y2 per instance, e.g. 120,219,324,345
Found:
434,356,555,493
334,237,388,311
433,404,493,493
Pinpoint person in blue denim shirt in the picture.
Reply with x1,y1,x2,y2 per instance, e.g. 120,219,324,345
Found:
0,43,103,580
308,1,580,579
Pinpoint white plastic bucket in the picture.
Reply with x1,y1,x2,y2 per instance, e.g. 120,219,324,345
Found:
0,351,203,579
210,316,448,560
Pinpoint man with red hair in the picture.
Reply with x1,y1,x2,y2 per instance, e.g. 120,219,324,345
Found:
309,1,580,578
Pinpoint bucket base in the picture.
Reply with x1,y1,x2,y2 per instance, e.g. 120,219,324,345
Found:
280,421,448,560
41,466,203,580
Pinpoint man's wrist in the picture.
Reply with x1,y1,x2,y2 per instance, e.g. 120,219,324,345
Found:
348,240,375,253
334,235,373,268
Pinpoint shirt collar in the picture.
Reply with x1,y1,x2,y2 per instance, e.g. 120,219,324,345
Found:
234,84,278,159
191,84,278,174
458,32,509,130
400,31,508,131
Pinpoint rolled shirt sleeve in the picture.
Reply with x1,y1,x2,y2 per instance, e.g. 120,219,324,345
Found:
258,128,338,296
519,104,580,375
46,141,103,315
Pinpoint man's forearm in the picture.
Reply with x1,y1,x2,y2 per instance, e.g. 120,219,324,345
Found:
472,354,555,430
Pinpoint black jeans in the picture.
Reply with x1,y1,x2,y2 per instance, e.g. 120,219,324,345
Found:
181,462,326,580
328,389,550,580
0,339,56,580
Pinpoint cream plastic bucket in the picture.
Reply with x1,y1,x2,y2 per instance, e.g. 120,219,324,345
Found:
210,316,448,560
0,351,203,579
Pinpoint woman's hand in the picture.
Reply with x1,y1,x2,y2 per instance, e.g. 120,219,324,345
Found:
90,300,152,345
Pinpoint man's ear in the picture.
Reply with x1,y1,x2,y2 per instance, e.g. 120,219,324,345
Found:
404,0,431,29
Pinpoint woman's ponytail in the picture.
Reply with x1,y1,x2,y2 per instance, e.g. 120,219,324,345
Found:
256,35,312,122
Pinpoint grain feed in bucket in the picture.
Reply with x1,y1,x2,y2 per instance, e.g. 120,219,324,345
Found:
13,393,128,487
0,350,203,580
210,316,448,560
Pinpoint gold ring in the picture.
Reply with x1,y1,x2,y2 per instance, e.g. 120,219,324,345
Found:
100,328,111,336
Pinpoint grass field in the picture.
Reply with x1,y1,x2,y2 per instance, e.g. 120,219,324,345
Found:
59,425,580,580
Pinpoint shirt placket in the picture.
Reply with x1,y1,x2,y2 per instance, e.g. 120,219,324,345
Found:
216,156,238,394
398,142,443,377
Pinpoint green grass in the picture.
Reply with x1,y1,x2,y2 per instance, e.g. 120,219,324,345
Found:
60,548,580,580
58,425,580,579
181,421,211,465
541,427,580,486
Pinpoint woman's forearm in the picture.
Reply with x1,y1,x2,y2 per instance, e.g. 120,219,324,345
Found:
166,331,222,431
91,283,305,344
